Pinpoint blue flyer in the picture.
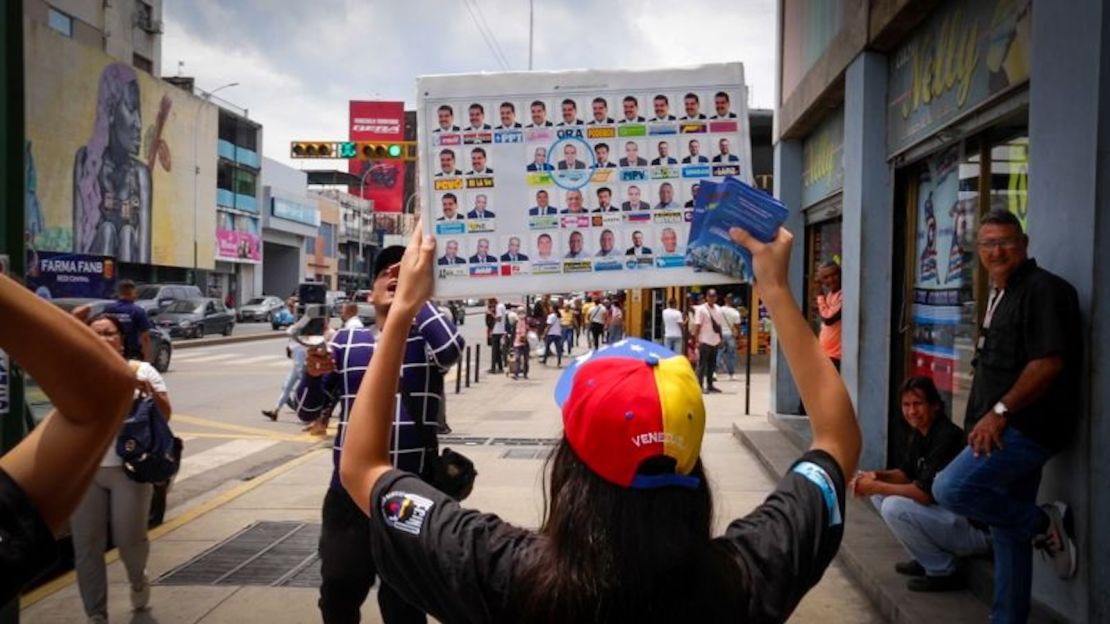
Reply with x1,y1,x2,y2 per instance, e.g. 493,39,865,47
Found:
685,177,789,280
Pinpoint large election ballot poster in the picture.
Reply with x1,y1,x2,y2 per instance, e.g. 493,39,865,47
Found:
418,64,752,297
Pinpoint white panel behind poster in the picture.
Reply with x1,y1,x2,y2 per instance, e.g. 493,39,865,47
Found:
418,63,752,297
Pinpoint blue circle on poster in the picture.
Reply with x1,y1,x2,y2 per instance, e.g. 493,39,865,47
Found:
546,136,597,191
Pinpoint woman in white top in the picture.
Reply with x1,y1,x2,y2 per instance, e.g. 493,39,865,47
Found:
662,298,684,353
72,314,172,623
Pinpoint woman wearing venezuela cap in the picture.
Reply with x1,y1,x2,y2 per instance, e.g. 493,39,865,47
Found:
339,221,861,623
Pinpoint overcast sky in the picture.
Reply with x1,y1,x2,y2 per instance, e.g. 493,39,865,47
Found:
163,0,777,168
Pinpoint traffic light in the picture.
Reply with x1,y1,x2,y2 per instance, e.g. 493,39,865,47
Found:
354,141,417,161
290,141,338,158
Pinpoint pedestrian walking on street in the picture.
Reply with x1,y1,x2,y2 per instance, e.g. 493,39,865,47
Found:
662,298,684,353
512,307,530,380
718,293,742,379
606,300,625,343
296,245,464,624
337,224,860,623
262,303,308,422
932,210,1081,623
542,302,564,367
587,296,607,350
103,279,153,362
486,298,506,374
0,274,136,605
72,314,173,622
693,289,724,393
560,301,576,354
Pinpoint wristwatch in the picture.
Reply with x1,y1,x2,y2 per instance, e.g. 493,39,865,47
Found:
992,402,1009,418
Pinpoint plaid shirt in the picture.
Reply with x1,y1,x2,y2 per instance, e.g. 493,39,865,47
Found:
295,302,464,489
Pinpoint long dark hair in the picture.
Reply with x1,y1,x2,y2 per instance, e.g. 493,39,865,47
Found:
899,376,947,420
510,439,716,621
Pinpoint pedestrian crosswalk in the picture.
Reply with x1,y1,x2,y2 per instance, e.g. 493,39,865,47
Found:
171,349,294,369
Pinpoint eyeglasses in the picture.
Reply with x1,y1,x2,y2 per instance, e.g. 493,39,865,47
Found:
976,237,1022,250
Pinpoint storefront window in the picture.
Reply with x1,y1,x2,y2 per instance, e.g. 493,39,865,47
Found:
988,136,1029,230
804,216,843,334
909,145,980,426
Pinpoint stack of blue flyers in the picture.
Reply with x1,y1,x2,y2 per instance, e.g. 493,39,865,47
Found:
685,177,789,280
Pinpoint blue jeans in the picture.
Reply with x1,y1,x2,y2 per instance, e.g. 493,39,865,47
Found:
872,495,991,576
717,334,738,375
933,427,1052,624
275,346,306,412
542,334,563,365
664,336,682,353
561,326,575,352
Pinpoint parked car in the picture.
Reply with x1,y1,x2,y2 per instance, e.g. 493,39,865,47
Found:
353,289,372,303
51,298,173,372
155,298,235,339
237,295,285,322
134,283,203,318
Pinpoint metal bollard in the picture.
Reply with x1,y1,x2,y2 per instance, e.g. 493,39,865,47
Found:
465,346,471,388
475,345,481,383
456,357,462,394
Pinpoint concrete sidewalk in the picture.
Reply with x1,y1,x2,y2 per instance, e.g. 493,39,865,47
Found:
21,350,883,623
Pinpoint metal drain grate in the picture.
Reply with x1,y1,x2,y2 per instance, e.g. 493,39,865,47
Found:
156,521,322,587
501,448,550,460
439,435,491,446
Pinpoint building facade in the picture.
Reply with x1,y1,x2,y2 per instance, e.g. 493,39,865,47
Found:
23,0,163,76
314,188,373,293
305,193,340,288
212,107,263,305
773,0,1110,620
260,157,317,298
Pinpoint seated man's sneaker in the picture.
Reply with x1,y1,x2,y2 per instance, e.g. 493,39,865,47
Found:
894,560,926,577
1035,501,1078,579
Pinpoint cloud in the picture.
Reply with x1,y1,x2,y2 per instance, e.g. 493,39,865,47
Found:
162,0,775,167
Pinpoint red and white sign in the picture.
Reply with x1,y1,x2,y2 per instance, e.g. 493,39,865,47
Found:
349,100,405,213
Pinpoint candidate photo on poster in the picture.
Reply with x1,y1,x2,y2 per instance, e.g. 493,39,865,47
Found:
595,228,621,258
619,95,645,123
654,182,680,210
619,140,647,167
592,142,617,168
526,145,554,171
497,101,522,129
682,138,709,164
589,96,614,125
712,90,738,119
651,94,676,122
467,193,496,219
622,183,651,212
466,102,492,131
469,237,498,264
564,229,590,259
533,231,560,261
436,148,463,176
561,188,588,214
593,186,619,212
682,92,707,120
527,99,553,128
558,98,584,126
434,104,460,132
437,192,465,221
529,188,559,216
467,146,494,175
685,182,702,208
500,235,529,262
556,142,588,170
438,239,467,265
713,136,740,163
651,139,678,165
658,226,685,256
626,228,654,256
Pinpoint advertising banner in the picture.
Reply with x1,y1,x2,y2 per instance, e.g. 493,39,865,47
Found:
24,20,218,269
419,64,753,297
216,212,262,263
801,107,844,208
349,100,406,213
887,0,1031,155
25,251,117,299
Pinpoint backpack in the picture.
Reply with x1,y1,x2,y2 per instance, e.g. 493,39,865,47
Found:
116,396,182,484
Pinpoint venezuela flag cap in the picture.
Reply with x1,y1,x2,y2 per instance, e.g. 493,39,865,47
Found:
554,338,706,489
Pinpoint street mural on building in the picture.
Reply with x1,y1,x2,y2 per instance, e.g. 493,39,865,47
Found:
24,20,217,269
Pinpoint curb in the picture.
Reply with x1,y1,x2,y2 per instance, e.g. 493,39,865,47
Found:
172,331,286,350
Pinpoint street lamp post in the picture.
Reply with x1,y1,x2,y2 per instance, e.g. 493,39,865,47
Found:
192,82,239,281
357,166,376,285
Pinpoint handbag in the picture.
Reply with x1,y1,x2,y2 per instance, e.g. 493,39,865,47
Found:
116,396,182,484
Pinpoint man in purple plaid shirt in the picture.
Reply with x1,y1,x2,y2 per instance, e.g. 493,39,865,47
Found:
296,245,464,624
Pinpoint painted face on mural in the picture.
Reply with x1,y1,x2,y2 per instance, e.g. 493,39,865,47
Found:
112,80,143,156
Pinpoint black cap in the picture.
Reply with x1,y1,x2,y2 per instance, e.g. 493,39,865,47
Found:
372,246,406,279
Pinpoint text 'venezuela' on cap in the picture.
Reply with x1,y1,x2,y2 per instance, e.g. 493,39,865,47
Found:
555,338,706,489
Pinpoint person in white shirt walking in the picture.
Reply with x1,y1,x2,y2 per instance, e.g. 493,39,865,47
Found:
542,302,565,367
339,302,364,330
718,294,742,379
693,289,725,393
662,298,684,353
487,298,507,374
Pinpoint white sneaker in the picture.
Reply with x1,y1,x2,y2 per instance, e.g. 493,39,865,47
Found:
1035,502,1077,579
130,575,151,611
